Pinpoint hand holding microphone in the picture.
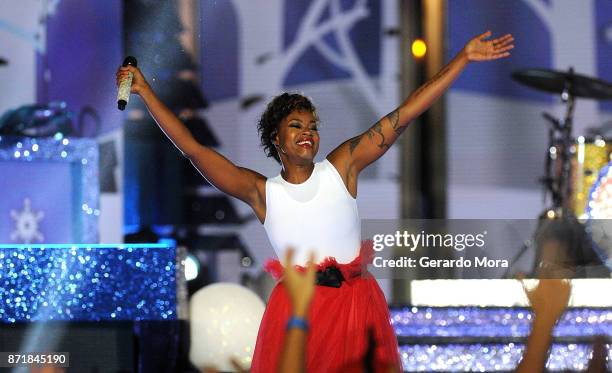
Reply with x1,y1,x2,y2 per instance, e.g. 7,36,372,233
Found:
116,56,148,110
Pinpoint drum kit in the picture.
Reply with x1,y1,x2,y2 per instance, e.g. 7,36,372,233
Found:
511,67,612,275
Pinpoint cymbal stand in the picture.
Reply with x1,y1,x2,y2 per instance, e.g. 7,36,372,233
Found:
540,68,576,211
558,67,576,211
541,112,561,206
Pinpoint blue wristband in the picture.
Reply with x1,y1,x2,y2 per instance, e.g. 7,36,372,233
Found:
286,316,309,331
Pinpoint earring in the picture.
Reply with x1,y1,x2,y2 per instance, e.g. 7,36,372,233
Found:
276,143,287,154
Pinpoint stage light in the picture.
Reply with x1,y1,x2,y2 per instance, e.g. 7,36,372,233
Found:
185,253,199,281
412,39,427,58
411,279,612,306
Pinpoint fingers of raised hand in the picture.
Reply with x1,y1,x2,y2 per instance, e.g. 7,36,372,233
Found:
558,279,572,300
492,34,513,45
477,30,492,40
492,35,514,52
305,252,317,282
487,52,511,60
116,71,131,87
119,65,136,72
283,247,296,270
482,38,513,60
519,278,532,301
494,44,514,54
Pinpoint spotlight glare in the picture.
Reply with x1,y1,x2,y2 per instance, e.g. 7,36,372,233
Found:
412,39,427,58
185,254,199,281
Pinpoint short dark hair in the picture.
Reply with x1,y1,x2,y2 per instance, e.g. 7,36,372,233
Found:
257,93,317,163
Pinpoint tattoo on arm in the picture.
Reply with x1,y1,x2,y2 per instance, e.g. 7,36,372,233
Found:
386,108,403,134
349,135,362,155
349,110,397,155
347,62,453,160
370,121,390,149
387,108,400,130
348,120,389,156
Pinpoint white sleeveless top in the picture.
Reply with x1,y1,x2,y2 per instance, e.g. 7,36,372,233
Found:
263,159,361,266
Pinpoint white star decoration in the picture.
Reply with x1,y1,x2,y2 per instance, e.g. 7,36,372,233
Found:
10,198,45,243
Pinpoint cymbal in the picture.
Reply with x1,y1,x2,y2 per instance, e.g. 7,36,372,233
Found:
512,68,612,99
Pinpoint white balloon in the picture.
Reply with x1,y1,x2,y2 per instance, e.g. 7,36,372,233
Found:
189,283,266,371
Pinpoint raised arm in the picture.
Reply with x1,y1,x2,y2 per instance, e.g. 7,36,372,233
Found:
278,249,316,373
327,31,513,187
116,66,266,219
515,279,571,373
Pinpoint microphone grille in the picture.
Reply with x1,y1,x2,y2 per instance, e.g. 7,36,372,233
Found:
122,56,137,68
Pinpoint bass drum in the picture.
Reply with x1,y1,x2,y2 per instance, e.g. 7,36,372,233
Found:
551,137,612,217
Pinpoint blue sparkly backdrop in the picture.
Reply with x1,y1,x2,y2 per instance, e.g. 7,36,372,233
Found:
0,244,179,323
391,306,612,371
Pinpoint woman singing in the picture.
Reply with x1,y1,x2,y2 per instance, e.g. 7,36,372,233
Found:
117,30,513,372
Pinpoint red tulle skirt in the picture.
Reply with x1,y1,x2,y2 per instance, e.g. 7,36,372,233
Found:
251,243,402,373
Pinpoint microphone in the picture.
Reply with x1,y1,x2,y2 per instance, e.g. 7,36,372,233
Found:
117,56,138,111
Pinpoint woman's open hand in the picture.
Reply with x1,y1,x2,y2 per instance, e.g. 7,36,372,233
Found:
283,248,316,318
464,31,514,62
523,279,571,325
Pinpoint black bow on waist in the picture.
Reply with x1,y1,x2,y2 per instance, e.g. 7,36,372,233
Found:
316,266,345,288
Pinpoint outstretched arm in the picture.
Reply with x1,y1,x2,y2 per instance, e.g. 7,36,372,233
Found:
328,31,513,186
515,279,571,373
117,66,266,217
278,249,316,373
